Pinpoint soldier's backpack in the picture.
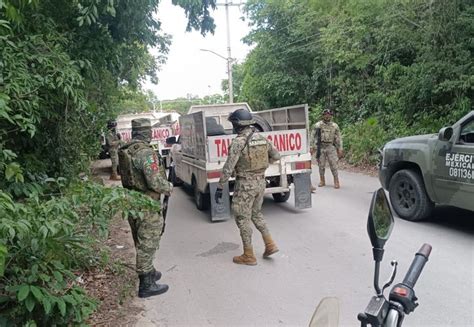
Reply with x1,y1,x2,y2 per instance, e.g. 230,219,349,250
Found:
118,142,149,191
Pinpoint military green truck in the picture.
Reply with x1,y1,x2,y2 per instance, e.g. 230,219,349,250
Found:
379,111,474,221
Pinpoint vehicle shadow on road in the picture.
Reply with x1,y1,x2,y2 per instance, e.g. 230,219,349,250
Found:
423,206,474,235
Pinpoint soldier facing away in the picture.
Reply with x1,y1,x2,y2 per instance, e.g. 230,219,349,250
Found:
105,120,122,181
214,109,280,266
118,118,172,298
310,109,344,189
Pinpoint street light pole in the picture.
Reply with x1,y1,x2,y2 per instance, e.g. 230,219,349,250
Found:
200,48,234,104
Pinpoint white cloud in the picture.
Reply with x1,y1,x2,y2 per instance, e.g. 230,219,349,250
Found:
144,1,252,100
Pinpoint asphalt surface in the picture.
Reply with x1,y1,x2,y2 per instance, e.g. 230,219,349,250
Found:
134,168,474,327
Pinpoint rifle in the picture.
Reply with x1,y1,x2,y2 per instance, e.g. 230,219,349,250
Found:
160,164,172,236
316,127,322,162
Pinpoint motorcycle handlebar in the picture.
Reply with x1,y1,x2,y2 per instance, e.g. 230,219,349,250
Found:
402,243,432,289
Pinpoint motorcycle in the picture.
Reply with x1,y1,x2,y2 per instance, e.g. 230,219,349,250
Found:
309,188,432,327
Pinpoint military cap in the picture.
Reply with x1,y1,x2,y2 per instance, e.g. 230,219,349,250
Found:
131,118,152,130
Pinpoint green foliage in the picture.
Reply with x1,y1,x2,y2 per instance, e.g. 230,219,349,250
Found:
343,118,391,166
0,0,217,192
236,0,473,165
0,181,160,325
0,0,217,324
172,0,217,35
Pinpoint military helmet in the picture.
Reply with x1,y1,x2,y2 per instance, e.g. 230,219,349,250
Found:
322,109,333,116
107,120,117,128
228,109,255,127
131,118,152,131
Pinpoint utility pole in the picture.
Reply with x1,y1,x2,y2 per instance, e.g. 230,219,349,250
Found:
216,1,242,104
224,0,233,103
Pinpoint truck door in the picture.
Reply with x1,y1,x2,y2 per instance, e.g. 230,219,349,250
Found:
432,116,474,211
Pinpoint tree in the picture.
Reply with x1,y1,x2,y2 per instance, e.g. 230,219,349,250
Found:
0,0,218,192
237,0,473,128
234,0,473,164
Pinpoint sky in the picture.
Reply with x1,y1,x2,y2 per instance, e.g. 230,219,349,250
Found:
143,1,253,101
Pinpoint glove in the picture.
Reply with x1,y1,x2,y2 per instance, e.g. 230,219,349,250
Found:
215,188,223,204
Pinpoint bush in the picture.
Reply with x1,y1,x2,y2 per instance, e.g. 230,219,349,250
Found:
0,181,160,326
343,117,391,166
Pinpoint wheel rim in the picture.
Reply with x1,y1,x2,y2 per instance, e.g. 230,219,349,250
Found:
395,179,416,210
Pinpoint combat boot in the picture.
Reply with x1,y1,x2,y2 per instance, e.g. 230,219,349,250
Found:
233,247,257,266
334,176,340,189
151,268,162,281
138,272,169,298
318,176,326,187
262,234,279,257
110,172,121,181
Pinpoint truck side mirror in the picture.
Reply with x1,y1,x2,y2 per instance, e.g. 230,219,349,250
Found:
367,188,394,252
438,127,454,142
166,136,177,145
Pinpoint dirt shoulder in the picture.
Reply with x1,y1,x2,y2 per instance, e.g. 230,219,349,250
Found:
85,160,142,326
338,159,379,177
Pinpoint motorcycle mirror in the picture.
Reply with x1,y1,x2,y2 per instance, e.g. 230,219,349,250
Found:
309,297,340,327
367,188,394,251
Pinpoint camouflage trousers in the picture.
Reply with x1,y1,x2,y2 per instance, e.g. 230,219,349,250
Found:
128,210,164,274
319,144,339,178
232,178,269,248
110,148,119,175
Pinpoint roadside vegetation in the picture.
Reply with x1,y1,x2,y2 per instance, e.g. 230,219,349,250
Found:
0,181,159,325
0,0,215,325
229,0,473,166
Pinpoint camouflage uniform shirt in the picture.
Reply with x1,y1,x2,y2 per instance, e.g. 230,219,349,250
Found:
218,127,280,186
130,140,171,195
310,121,343,152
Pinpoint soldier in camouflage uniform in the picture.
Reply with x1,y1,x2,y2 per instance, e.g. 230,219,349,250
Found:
310,109,344,189
105,120,122,181
118,118,172,298
215,109,280,266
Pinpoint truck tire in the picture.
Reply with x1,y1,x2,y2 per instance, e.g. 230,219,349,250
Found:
388,169,434,221
169,166,183,187
192,178,210,210
253,115,272,132
272,191,290,203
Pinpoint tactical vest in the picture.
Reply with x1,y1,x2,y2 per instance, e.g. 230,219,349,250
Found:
235,134,269,174
118,141,149,191
320,122,336,143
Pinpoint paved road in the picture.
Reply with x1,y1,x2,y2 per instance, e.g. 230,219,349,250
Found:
135,169,474,327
